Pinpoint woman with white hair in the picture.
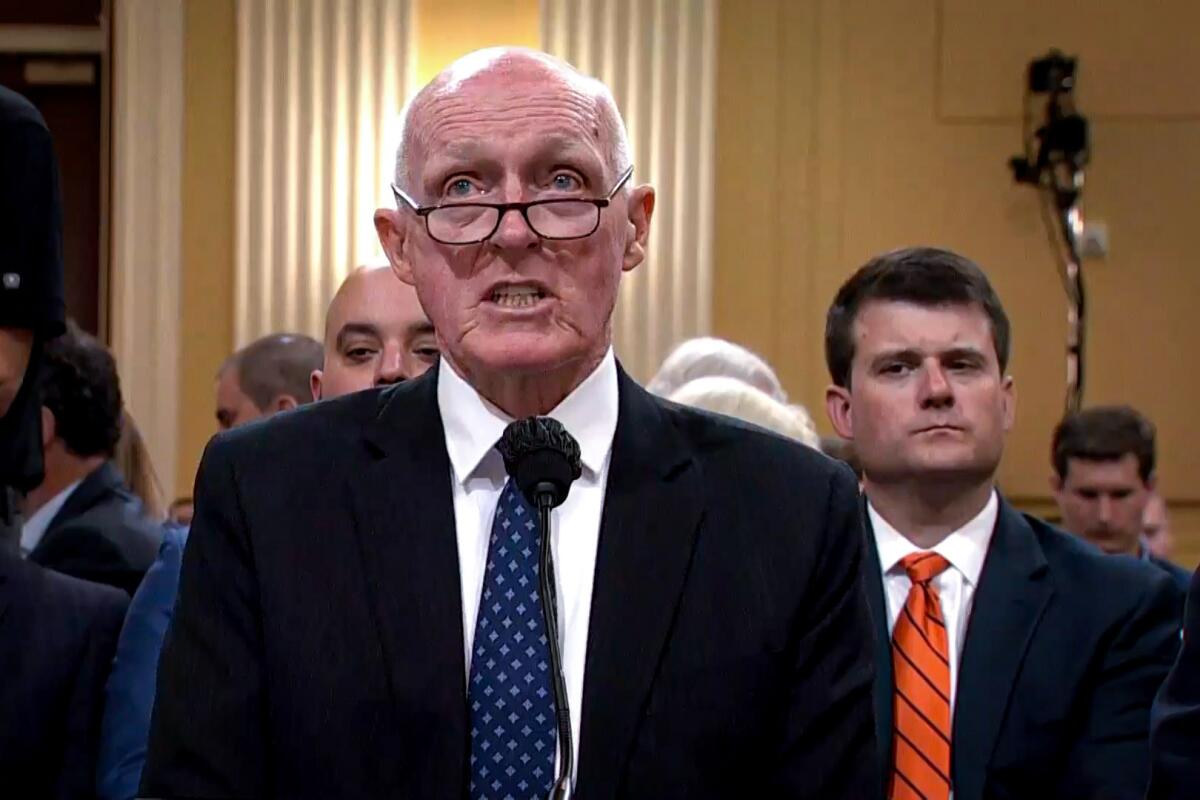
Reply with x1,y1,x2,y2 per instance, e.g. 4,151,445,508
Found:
647,337,787,401
668,376,820,450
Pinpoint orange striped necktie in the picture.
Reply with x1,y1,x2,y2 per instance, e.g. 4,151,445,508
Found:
890,552,953,800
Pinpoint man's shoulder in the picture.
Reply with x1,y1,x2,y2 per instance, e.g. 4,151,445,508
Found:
2,550,128,623
209,385,394,463
655,394,846,484
1149,554,1194,592
1019,511,1179,610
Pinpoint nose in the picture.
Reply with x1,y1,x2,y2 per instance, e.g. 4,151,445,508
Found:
375,345,407,386
488,175,539,251
918,361,955,409
1096,495,1114,524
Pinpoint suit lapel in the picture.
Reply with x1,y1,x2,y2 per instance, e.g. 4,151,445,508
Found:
347,371,469,790
952,500,1052,800
860,504,895,787
576,371,705,798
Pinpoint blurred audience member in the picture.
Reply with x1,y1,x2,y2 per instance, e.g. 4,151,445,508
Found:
1143,492,1174,561
113,411,163,522
99,274,429,799
1051,405,1190,590
1,84,128,800
647,336,787,401
310,263,438,400
166,497,193,527
824,246,1181,799
22,324,159,595
215,333,322,430
669,376,819,449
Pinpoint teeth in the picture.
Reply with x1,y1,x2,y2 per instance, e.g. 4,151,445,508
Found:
491,286,544,307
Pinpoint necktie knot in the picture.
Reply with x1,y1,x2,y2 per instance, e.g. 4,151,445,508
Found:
900,551,950,585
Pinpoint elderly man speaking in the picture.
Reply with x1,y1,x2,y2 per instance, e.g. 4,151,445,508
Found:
142,49,877,800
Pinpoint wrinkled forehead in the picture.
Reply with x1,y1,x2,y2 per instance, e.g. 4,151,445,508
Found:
405,59,616,186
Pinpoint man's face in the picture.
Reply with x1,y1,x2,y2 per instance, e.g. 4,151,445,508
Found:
214,367,264,431
1142,493,1172,558
826,301,1014,486
1052,453,1151,555
311,269,439,400
0,327,33,417
376,58,654,380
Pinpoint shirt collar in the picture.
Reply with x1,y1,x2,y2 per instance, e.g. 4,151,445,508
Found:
20,478,83,556
437,349,619,485
869,490,998,586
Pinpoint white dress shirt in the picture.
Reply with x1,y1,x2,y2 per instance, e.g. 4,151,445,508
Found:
438,349,618,788
869,490,998,714
19,479,83,557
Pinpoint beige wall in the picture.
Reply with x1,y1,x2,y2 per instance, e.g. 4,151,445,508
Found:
176,0,235,495
714,0,1200,566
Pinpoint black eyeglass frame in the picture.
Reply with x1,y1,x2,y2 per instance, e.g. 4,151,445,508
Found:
392,164,635,245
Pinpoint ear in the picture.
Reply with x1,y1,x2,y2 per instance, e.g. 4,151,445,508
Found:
824,384,854,439
1049,473,1063,494
274,395,299,414
375,207,415,285
621,184,656,273
310,369,324,402
40,406,55,449
1145,473,1157,493
1000,374,1016,432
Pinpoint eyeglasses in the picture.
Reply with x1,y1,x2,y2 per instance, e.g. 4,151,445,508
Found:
392,164,634,245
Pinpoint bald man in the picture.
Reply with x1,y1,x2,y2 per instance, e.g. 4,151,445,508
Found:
144,49,876,799
311,264,438,400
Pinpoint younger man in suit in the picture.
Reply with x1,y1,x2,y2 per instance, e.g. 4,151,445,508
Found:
824,246,1181,800
22,323,160,596
1051,405,1192,591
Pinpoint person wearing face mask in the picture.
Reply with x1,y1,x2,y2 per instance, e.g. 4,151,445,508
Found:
824,247,1181,800
142,48,877,800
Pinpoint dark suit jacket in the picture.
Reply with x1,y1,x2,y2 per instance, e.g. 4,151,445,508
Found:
1148,553,1192,594
864,501,1182,800
0,547,129,799
1147,565,1200,799
142,366,879,799
29,461,161,595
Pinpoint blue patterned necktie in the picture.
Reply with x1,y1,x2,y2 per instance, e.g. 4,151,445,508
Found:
468,480,557,800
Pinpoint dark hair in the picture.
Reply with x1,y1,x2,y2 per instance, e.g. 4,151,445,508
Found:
221,333,322,411
824,247,1012,388
1052,405,1156,483
38,321,123,458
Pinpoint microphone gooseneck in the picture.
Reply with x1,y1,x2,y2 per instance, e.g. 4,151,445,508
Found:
498,417,582,800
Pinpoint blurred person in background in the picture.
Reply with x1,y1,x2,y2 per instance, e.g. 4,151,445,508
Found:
165,497,193,527
646,335,787,401
668,375,820,449
100,274,436,800
310,263,438,400
1142,492,1174,562
113,410,164,522
215,332,322,430
1051,405,1191,591
21,323,159,596
0,84,130,800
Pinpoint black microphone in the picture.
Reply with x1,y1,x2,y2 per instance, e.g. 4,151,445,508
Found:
498,417,582,800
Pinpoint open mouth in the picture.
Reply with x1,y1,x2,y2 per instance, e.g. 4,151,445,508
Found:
488,284,547,309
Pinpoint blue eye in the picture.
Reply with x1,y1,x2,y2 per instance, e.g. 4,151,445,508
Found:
551,173,581,191
446,178,475,198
